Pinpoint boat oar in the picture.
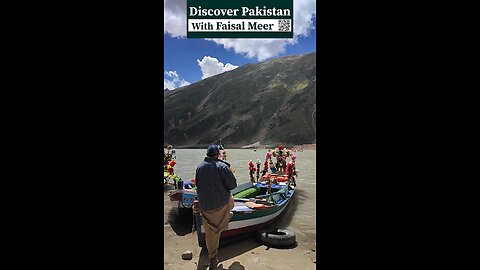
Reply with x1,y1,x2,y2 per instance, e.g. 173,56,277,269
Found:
267,178,276,204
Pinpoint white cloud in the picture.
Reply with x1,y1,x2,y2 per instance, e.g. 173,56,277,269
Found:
165,70,180,81
164,70,190,90
164,0,187,37
292,0,316,37
164,79,176,90
206,38,296,61
197,56,239,79
163,0,316,61
178,79,191,87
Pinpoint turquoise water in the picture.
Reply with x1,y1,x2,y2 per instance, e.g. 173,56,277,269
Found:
164,149,317,244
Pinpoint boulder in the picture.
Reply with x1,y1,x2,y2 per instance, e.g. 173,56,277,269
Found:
181,250,193,260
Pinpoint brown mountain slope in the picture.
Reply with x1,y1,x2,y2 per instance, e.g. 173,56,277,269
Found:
164,52,316,147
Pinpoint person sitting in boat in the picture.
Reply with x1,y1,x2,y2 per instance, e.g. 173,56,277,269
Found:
195,144,237,269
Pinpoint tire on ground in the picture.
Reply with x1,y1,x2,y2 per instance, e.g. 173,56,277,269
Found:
258,228,296,248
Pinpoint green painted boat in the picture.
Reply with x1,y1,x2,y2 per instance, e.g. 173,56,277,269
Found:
192,178,296,247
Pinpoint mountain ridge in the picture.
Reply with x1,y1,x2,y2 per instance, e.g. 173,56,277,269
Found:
164,52,316,148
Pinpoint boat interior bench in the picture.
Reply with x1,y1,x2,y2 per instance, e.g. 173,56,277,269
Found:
233,186,261,199
233,185,285,201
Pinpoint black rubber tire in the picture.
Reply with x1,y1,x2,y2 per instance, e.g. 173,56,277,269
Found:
258,228,296,248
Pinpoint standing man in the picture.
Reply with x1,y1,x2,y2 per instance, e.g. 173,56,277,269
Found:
218,139,227,161
195,145,237,269
218,139,225,150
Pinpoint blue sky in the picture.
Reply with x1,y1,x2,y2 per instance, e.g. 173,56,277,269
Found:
164,0,316,90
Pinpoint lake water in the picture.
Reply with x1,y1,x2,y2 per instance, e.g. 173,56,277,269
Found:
163,149,316,245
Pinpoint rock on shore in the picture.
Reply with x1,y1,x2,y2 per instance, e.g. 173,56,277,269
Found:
164,225,316,270
181,250,193,260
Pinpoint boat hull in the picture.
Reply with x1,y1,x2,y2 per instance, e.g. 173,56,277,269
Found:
168,189,197,208
193,183,294,246
195,199,290,242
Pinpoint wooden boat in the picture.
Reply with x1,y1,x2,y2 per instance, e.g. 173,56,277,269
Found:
168,179,197,211
192,178,296,247
169,145,297,210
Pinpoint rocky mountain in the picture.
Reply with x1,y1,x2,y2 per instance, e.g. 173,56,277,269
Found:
164,52,316,148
